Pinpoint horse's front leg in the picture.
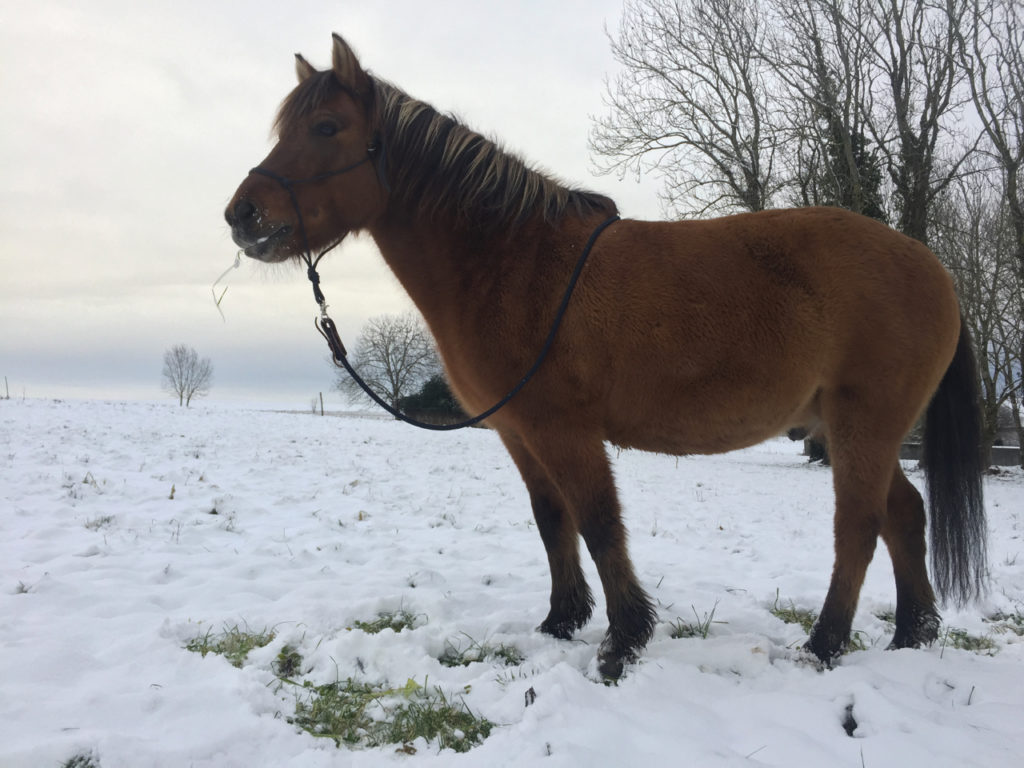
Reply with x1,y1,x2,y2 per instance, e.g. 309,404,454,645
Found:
500,433,594,639
518,432,657,678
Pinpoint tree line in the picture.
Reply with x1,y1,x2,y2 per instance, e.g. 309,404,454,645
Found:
592,0,1023,455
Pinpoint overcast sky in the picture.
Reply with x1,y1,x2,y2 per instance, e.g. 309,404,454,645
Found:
1,0,662,407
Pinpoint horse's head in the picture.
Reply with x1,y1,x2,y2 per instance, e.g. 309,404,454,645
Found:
225,34,385,263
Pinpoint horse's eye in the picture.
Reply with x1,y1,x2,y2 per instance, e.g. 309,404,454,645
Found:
314,121,339,137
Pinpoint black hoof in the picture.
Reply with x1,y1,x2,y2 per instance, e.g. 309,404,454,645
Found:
804,623,846,666
596,632,641,680
538,593,594,640
538,616,581,641
598,654,626,679
887,606,940,650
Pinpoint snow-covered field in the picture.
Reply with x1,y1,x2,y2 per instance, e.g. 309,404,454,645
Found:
2,398,1023,767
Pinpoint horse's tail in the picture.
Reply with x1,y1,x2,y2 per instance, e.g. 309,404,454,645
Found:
923,315,987,606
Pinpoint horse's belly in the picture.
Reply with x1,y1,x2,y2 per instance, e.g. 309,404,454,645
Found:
605,373,821,457
608,418,785,456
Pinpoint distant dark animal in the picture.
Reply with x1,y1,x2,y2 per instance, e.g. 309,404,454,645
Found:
226,34,986,677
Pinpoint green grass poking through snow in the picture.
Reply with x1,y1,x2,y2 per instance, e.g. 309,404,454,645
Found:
184,623,275,668
287,677,493,753
185,615,497,754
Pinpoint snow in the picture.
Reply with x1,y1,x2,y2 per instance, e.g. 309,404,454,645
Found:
2,398,1022,767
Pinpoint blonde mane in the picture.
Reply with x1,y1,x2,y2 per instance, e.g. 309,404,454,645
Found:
276,72,616,231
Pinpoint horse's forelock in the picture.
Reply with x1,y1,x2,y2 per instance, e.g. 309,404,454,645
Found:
273,70,370,137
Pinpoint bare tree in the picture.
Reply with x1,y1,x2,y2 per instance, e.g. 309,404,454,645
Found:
770,0,888,219
960,0,1024,459
860,0,975,244
593,0,973,237
961,0,1024,264
931,168,1023,453
336,311,441,411
591,0,784,216
162,344,213,407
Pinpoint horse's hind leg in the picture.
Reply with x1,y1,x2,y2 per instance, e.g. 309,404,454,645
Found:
806,435,891,663
531,435,656,678
882,465,940,648
500,433,594,639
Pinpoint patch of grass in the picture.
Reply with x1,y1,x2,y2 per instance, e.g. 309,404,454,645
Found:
184,623,275,668
493,668,530,689
769,593,872,654
288,677,492,753
846,630,870,653
350,609,421,635
940,627,998,656
873,608,896,626
184,616,497,753
985,609,1024,637
438,635,525,668
770,591,817,634
669,601,723,640
84,514,114,531
273,645,304,678
62,753,99,768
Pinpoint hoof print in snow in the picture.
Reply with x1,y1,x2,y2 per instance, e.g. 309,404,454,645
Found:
842,701,858,737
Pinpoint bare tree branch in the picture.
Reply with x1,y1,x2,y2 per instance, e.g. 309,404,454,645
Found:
162,345,213,407
591,0,785,216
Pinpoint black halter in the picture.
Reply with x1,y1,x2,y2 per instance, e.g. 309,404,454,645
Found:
249,147,379,305
247,148,618,431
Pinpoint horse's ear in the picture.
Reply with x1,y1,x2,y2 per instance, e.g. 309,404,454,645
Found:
331,33,370,96
295,53,317,83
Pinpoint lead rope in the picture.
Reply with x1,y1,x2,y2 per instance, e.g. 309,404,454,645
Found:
248,153,619,431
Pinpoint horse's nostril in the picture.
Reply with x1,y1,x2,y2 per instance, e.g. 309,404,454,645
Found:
230,199,257,225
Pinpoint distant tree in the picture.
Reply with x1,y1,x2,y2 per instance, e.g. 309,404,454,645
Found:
594,0,975,244
768,0,887,220
960,0,1024,272
591,0,785,216
336,311,441,412
959,0,1024,460
860,0,974,245
162,344,213,407
397,374,467,424
931,169,1023,454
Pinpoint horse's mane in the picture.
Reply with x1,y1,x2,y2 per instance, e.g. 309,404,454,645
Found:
275,72,617,231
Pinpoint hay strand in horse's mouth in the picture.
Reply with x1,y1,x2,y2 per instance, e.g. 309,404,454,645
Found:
211,251,241,321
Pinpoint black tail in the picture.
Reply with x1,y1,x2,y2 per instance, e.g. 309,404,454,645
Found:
923,316,988,606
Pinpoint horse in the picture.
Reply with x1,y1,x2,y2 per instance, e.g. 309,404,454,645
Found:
225,34,987,678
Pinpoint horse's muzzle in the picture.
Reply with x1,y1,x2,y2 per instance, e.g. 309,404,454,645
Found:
234,225,293,261
225,198,293,261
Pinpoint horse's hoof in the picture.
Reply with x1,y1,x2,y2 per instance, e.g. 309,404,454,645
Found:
802,641,837,669
538,602,593,640
887,607,940,650
804,625,844,667
598,654,625,680
538,617,577,641
597,634,638,680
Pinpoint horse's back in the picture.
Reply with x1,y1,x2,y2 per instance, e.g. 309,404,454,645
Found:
584,207,960,454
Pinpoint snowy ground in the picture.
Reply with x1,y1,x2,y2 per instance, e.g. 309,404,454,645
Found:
2,398,1022,767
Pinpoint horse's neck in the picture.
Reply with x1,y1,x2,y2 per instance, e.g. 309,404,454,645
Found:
369,218,462,316
368,215,524,327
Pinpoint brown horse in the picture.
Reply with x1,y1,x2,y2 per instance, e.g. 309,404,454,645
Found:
226,34,987,678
